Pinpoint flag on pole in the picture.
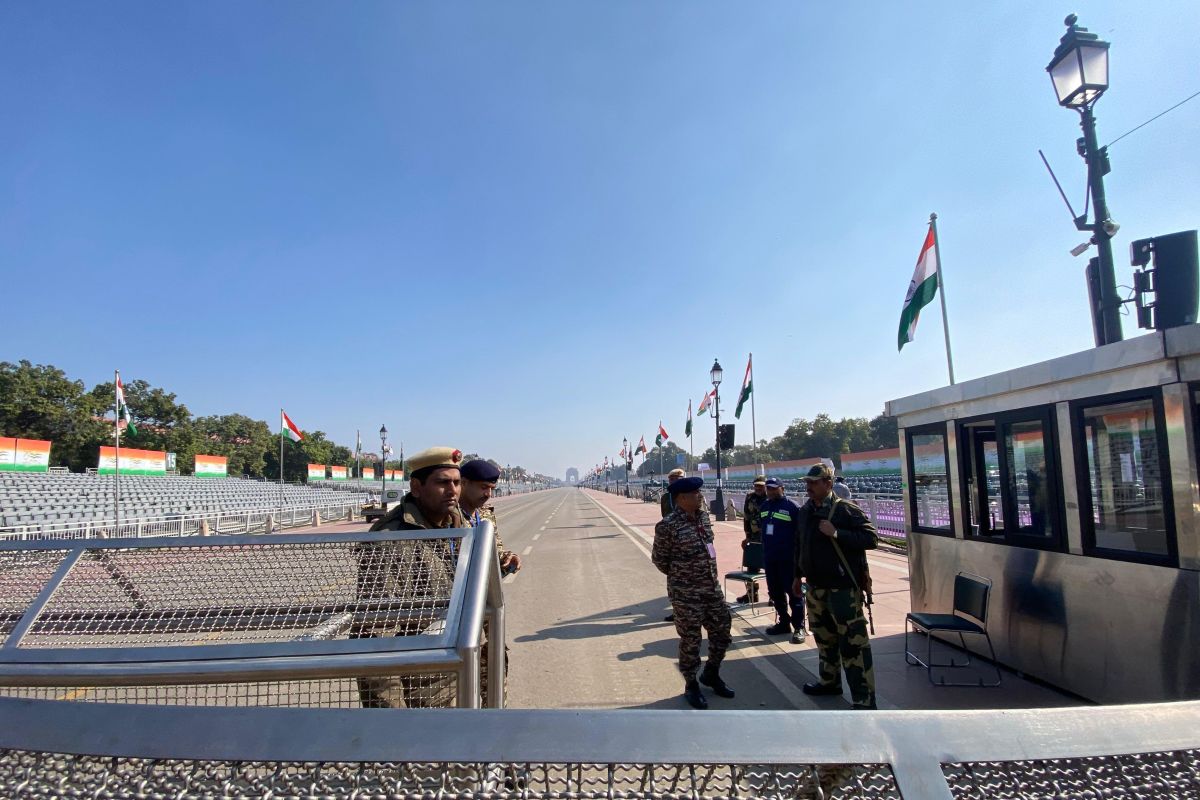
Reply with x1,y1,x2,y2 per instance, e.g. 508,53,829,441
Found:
115,374,137,436
620,443,626,460
898,225,941,351
685,400,693,438
697,389,714,416
635,436,647,455
281,410,304,442
734,355,753,420
656,422,669,446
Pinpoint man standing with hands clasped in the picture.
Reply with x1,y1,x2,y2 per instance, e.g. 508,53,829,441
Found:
758,477,806,644
653,476,734,710
793,464,879,710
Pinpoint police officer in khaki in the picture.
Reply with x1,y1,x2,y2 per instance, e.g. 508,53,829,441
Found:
459,459,521,574
355,446,468,708
792,464,879,709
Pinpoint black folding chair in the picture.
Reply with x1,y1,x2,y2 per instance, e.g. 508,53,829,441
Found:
905,571,1002,687
724,541,767,616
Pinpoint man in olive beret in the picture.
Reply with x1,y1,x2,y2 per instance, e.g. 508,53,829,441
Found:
355,446,467,708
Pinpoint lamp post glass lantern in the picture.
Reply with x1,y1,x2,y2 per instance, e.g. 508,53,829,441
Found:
1046,14,1122,346
710,358,725,521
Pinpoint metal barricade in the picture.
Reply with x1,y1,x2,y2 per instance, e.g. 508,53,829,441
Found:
0,524,505,710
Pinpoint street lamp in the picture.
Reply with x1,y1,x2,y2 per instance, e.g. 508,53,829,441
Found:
710,358,725,521
379,425,388,511
1047,14,1122,346
623,436,631,498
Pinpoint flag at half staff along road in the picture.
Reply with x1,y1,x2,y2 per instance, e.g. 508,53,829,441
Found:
898,224,941,351
656,422,669,446
281,410,304,442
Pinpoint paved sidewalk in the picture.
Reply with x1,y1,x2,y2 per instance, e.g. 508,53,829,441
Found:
582,488,1080,711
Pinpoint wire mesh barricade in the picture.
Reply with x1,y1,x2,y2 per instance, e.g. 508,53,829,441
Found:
0,524,505,710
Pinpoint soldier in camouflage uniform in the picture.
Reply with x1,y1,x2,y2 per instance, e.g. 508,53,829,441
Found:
792,464,878,709
737,475,768,603
355,446,467,708
652,476,734,710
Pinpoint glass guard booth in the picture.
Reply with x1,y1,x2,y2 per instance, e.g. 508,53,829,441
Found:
886,327,1200,704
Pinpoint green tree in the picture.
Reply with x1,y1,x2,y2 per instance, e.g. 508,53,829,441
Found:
89,379,198,472
0,360,108,470
193,414,273,477
869,413,899,450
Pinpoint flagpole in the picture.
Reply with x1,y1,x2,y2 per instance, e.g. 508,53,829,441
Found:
279,409,284,518
114,370,121,532
688,400,694,474
658,422,663,479
930,212,956,385
749,353,761,476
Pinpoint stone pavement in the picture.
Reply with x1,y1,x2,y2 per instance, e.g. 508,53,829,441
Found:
582,488,1081,711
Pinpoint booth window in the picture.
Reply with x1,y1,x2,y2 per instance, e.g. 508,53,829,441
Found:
1077,396,1171,560
906,426,953,535
1003,419,1055,540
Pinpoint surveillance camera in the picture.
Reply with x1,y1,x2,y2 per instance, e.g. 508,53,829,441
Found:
1102,219,1120,237
1070,241,1092,257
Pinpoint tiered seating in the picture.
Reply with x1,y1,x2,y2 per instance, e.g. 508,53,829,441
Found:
0,474,371,530
845,474,902,495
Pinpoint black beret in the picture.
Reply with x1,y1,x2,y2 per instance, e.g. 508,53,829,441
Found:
461,459,501,482
668,476,704,496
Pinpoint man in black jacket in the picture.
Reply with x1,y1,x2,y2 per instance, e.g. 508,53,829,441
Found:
792,464,878,709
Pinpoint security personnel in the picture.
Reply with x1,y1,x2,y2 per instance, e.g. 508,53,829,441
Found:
737,475,768,603
659,468,686,518
355,446,467,708
759,477,806,643
792,464,879,710
460,459,521,574
652,476,734,710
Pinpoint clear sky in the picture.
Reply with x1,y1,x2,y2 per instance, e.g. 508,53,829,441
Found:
2,2,1197,479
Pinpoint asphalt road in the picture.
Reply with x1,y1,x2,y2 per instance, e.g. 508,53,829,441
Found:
497,488,818,710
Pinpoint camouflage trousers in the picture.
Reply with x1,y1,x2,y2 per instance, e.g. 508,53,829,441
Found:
671,593,732,679
806,587,876,709
358,635,508,708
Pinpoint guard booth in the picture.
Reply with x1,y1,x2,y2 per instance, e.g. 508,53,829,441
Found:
886,327,1200,703
0,523,506,708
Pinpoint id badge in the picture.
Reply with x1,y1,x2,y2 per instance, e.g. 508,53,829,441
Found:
705,543,717,559
765,523,775,536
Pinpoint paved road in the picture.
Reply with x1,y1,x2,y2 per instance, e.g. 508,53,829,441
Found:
496,487,818,710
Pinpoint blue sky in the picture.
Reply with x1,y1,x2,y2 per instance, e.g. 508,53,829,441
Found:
2,2,1197,479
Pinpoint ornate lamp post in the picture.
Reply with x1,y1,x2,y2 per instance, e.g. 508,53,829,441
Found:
623,436,631,498
710,358,725,521
379,424,389,510
1047,14,1121,346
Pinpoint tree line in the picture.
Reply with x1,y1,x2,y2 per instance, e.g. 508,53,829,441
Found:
0,361,537,483
629,413,898,478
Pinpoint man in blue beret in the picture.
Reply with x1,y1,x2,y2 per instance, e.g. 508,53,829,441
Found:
652,476,734,709
460,459,520,574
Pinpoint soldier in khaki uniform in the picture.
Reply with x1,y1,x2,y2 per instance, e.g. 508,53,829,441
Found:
792,464,879,710
355,446,467,708
659,468,686,518
653,476,734,710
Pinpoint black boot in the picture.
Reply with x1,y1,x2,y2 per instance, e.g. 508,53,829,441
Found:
683,679,708,709
699,664,735,698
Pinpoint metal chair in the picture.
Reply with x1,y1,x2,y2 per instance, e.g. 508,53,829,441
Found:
724,541,767,616
905,571,1002,687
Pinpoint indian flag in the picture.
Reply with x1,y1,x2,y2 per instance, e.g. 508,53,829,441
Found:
898,225,940,351
697,389,714,416
684,400,693,438
282,410,304,442
656,423,669,447
116,373,137,436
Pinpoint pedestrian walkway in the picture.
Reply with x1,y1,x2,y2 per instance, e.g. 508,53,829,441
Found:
582,488,1081,711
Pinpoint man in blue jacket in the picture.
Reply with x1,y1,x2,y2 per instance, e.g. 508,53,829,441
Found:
758,477,806,644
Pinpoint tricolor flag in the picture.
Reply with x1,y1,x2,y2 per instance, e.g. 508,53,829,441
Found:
697,389,715,416
620,443,626,459
898,224,941,351
635,436,647,455
656,422,669,447
115,373,137,436
281,410,304,442
684,400,693,438
734,355,753,420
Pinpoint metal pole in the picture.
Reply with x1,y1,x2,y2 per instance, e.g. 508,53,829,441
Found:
749,353,760,474
714,384,725,521
929,213,956,384
114,370,120,531
688,402,694,474
1079,107,1123,346
278,410,284,520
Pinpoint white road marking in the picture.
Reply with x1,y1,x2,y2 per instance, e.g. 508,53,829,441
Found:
581,493,652,559
532,533,541,541
539,525,546,531
522,545,533,556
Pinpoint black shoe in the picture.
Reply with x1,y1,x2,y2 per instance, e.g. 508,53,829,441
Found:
664,613,675,622
802,682,844,696
764,622,791,636
684,680,708,709
735,593,750,604
699,666,735,698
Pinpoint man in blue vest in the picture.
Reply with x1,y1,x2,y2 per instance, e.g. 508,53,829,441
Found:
759,477,806,644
